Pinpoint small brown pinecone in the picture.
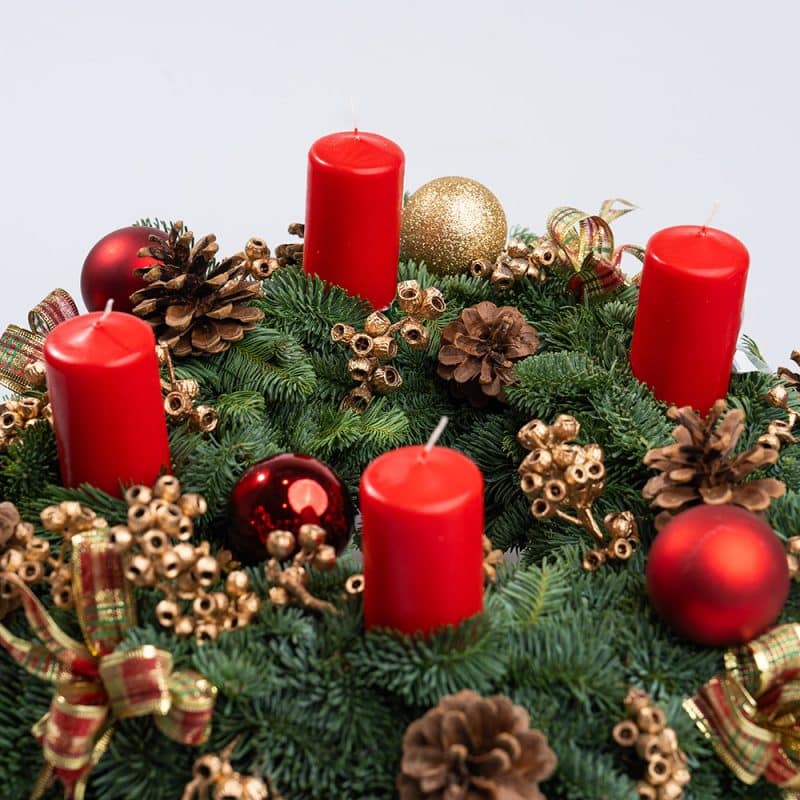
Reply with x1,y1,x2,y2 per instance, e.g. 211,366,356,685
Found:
642,400,786,529
397,690,557,800
131,221,265,357
437,301,538,406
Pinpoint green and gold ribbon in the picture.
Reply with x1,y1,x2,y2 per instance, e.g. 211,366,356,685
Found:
0,289,78,394
685,624,800,798
545,199,645,299
0,531,216,799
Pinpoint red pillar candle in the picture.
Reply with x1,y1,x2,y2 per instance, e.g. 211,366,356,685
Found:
44,311,171,496
360,444,484,635
304,130,405,309
630,225,749,413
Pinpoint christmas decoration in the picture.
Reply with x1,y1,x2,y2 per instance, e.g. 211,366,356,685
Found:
275,222,304,267
646,504,789,646
517,415,640,570
482,535,503,583
182,736,274,800
0,288,78,394
437,301,538,406
0,393,51,450
229,453,354,565
766,383,799,430
400,177,507,276
536,199,644,298
264,523,341,614
685,624,800,794
158,344,218,433
778,349,800,391
0,533,216,798
108,476,259,641
80,226,166,313
333,279,446,412
642,400,789,530
469,235,550,289
397,689,557,800
131,221,266,356
612,688,690,800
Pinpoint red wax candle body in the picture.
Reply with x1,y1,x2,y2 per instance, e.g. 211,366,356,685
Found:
630,226,749,413
360,445,484,635
304,131,405,309
44,312,171,496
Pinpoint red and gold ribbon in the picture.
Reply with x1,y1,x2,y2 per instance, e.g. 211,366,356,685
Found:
545,199,645,299
685,624,800,798
0,531,216,799
0,289,79,394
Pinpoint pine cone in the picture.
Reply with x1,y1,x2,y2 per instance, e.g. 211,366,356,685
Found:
437,302,538,406
642,400,786,529
131,221,265,357
275,223,304,267
397,690,557,800
778,350,800,390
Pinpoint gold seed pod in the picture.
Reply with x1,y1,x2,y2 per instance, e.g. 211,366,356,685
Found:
470,258,494,279
331,323,356,344
269,586,290,607
350,333,374,357
174,616,195,637
582,443,603,463
543,479,567,504
174,542,198,568
23,359,47,388
245,237,270,261
637,706,667,734
531,498,555,520
532,237,558,267
608,538,633,561
125,485,153,506
40,505,67,532
565,463,590,487
767,384,790,408
490,263,515,290
625,688,652,715
506,257,531,279
17,398,40,420
420,287,446,318
396,280,422,314
193,555,220,587
193,594,217,619
635,783,658,800
341,385,373,413
313,544,337,572
372,366,403,394
193,752,222,782
156,504,183,536
242,776,269,800
27,538,50,561
788,536,800,557
399,318,429,350
364,311,391,337
250,257,280,279
636,733,662,761
299,523,327,552
127,504,155,534
612,720,639,747
156,599,180,628
236,592,261,617
19,560,43,583
371,335,398,360
656,781,683,800
0,410,20,434
345,574,365,595
517,419,549,450
672,767,691,787
195,622,219,643
192,406,219,434
159,548,181,580
645,755,671,786
267,529,296,560
180,493,208,519
216,777,245,800
126,555,155,587
658,727,679,755
507,237,529,258
605,511,636,540
154,475,182,502
584,459,606,482
0,577,16,599
551,414,580,442
551,443,579,469
348,357,377,383
582,549,606,572
519,471,544,497
164,391,193,419
0,549,23,572
141,529,169,557
225,570,250,597
15,521,34,544
175,572,198,600
53,584,73,608
212,591,230,614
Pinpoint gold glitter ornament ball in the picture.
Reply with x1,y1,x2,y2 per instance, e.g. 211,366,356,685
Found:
400,177,508,276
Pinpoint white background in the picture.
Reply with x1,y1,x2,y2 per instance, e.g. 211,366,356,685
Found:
0,1,797,367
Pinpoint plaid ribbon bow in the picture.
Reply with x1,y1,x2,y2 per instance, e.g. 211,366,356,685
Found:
685,624,800,798
0,289,79,394
0,531,216,800
545,199,645,299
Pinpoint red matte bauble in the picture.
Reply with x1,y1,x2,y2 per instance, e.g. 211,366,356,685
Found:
646,505,790,646
229,453,354,565
80,226,165,313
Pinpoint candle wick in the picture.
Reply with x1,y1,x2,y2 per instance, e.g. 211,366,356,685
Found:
95,299,114,327
423,416,450,456
350,95,359,139
700,201,721,234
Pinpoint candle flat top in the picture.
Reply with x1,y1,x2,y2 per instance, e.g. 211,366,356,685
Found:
647,225,749,277
361,445,483,511
309,131,405,175
44,311,157,368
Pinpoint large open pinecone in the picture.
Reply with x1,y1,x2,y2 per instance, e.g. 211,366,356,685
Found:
642,400,788,530
437,301,538,406
397,690,557,800
131,221,265,357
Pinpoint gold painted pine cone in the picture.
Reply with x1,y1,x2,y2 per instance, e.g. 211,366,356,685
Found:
397,690,557,800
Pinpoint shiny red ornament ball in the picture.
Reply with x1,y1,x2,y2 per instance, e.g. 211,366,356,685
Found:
229,453,354,565
80,226,165,313
646,505,789,646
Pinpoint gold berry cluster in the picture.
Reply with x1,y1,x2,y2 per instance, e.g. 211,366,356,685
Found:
0,394,51,450
182,741,274,800
110,476,259,642
469,236,555,288
613,689,690,800
332,280,446,413
518,414,639,570
158,345,218,434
